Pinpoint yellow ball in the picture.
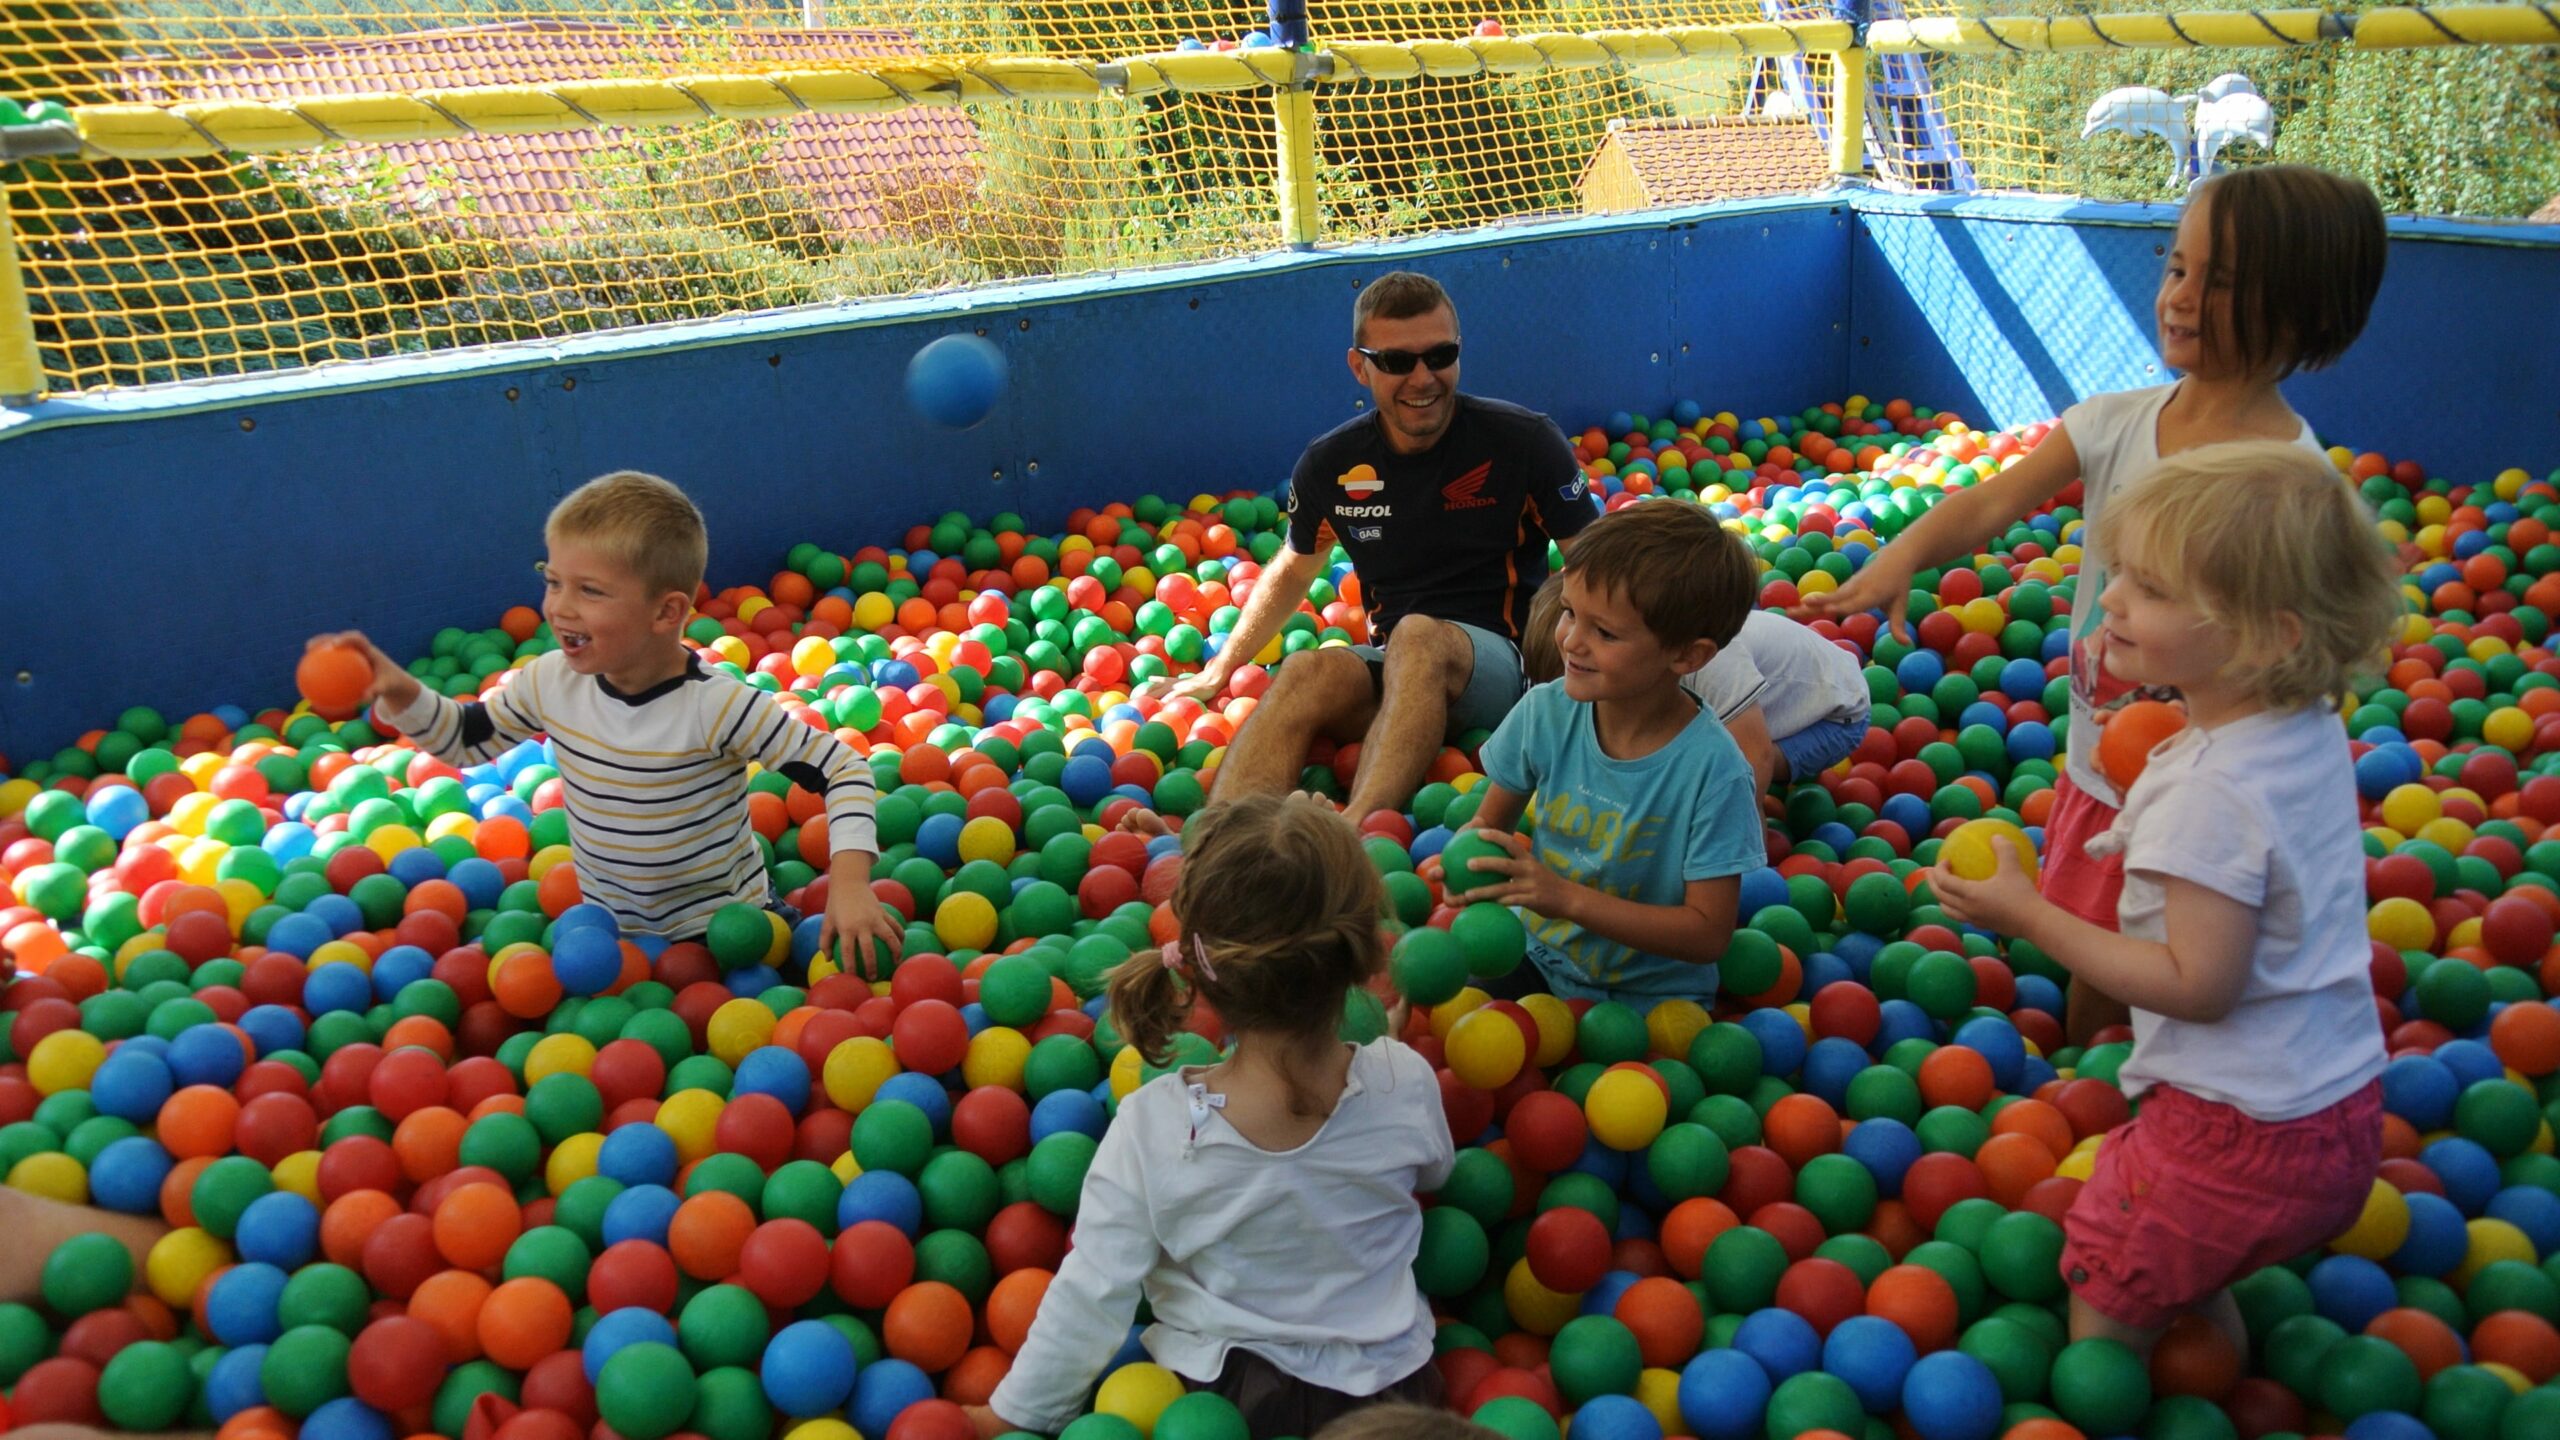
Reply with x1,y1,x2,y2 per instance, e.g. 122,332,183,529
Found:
1646,1000,1711,1062
785,1422,861,1440
216,878,266,926
2476,1362,2532,1394
1109,1045,1146,1102
272,1151,323,1204
824,1037,900,1113
1517,993,1579,1069
525,1033,600,1084
1940,818,2040,885
146,1226,233,1307
1503,1257,1580,1335
830,1152,862,1184
1094,1362,1189,1439
707,998,778,1067
2417,818,2478,855
27,1028,107,1095
711,635,752,668
956,816,1017,867
1445,1008,1528,1091
2056,1145,2100,1183
791,636,836,679
2381,783,2442,835
308,939,373,974
546,1132,604,1195
0,778,38,817
2457,1217,2536,1288
8,1150,88,1203
2367,896,2437,952
656,1089,726,1165
1429,987,1492,1040
1586,1069,1669,1151
1634,1368,1685,1436
962,1026,1032,1091
1958,597,2007,635
2330,1179,2411,1261
528,844,575,880
934,891,998,952
365,824,423,861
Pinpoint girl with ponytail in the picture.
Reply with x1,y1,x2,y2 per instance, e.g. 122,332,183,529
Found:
975,794,1455,1440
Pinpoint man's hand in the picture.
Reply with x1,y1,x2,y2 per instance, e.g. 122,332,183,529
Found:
1133,664,1229,708
304,631,423,713
822,875,905,981
1930,837,2047,936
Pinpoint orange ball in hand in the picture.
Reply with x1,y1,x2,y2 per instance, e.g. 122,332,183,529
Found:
297,644,375,719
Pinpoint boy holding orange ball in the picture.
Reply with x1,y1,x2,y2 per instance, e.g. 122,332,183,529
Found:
305,471,898,967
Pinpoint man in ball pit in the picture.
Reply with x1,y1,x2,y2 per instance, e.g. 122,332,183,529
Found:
1139,271,1598,825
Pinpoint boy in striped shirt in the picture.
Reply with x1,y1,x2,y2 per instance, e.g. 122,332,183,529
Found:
309,471,899,969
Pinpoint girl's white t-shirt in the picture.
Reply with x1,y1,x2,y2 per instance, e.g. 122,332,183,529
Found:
2106,706,2386,1120
2058,384,2324,806
989,1039,1455,1434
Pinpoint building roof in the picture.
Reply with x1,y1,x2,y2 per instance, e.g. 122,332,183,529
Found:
115,20,982,240
2535,194,2560,225
1577,115,1831,211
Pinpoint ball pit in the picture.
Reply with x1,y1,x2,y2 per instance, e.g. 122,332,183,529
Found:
4,395,2560,1440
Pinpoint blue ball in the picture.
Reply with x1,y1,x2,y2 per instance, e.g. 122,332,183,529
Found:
1030,1089,1108,1144
597,1123,680,1188
1571,1136,1632,1191
1567,1395,1662,1440
1952,1017,2026,1093
915,812,966,868
1678,1347,1772,1440
905,334,1008,429
1823,1313,1917,1412
601,1184,683,1248
2486,1184,2560,1258
1739,868,1791,919
583,1307,679,1386
761,1319,858,1416
2435,1039,2507,1091
234,1191,321,1268
303,1396,395,1440
206,1343,271,1421
550,927,623,997
2341,1413,2436,1440
370,946,436,1001
2421,1136,2503,1215
168,1023,249,1088
1739,1008,1808,1080
876,1075,952,1134
89,1136,175,1214
2307,1254,2398,1332
733,1046,814,1116
301,961,372,1015
1732,1307,1821,1383
1900,1350,2003,1440
1803,1037,1870,1109
264,912,333,960
1059,755,1115,809
1842,1117,1923,1198
238,1004,306,1058
90,1049,176,1122
849,1357,935,1440
2389,1190,2470,1276
1579,1271,1643,1318
837,1170,926,1237
206,1261,291,1346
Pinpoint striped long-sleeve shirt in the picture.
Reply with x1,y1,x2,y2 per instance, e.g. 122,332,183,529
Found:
381,651,878,939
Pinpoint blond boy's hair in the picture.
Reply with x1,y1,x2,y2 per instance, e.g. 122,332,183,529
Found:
545,471,708,602
2093,440,2402,711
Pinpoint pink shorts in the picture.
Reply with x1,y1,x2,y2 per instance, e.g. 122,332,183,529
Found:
2062,1081,2383,1330
2039,774,2124,929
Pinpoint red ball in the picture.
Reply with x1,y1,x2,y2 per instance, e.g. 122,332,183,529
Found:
711,1092,796,1171
885,1399,977,1440
1524,1207,1612,1295
1808,981,1881,1047
1898,1152,1990,1233
9,1357,104,1425
890,1000,969,1076
1504,1090,1590,1174
984,1201,1069,1276
1720,1146,1797,1221
1774,1256,1868,1337
588,1239,681,1315
521,1351,598,1431
2482,897,2555,967
736,1219,831,1309
350,1316,449,1411
831,1220,917,1309
951,1087,1032,1167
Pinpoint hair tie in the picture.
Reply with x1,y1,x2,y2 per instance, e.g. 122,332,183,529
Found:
1189,934,1217,983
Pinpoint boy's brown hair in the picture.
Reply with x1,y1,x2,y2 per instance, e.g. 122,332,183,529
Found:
545,470,709,602
2189,164,2386,379
1353,271,1454,346
1555,498,1755,652
1311,1404,1501,1440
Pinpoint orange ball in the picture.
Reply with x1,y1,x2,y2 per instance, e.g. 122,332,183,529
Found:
1613,1275,1705,1368
2365,1307,2465,1384
668,1191,757,1281
1973,1132,2059,1210
408,1270,493,1363
1866,1264,1960,1353
1918,1046,1996,1111
2473,1310,2560,1383
477,1277,573,1370
2490,1000,2560,1077
882,1281,975,1373
432,1183,521,1271
296,644,374,718
2148,1313,2242,1400
158,1085,243,1160
2096,699,2187,794
1763,1093,1844,1169
984,1269,1052,1356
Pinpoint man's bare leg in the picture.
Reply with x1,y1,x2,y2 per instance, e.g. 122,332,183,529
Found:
1340,618,1474,826
1207,647,1380,804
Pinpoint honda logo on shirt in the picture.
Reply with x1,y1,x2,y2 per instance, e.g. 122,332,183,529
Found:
1442,462,1496,510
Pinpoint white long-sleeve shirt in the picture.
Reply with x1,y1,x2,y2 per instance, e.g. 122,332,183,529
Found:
380,651,877,938
990,1039,1455,1433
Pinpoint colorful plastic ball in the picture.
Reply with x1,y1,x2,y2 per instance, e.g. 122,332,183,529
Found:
2047,1338,2152,1436
1093,1361,1188,1438
1899,1350,2003,1440
906,335,1008,428
596,1342,699,1440
41,1232,133,1316
761,1319,859,1417
1586,1069,1669,1152
1676,1347,1772,1440
1823,1313,1918,1412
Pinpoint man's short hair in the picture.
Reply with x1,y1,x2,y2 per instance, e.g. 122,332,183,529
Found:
1353,272,1453,346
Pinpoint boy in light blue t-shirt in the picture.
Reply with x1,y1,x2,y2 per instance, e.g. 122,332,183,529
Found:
1461,500,1766,1010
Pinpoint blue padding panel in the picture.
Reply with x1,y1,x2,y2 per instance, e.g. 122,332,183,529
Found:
1846,193,2560,480
0,200,1849,759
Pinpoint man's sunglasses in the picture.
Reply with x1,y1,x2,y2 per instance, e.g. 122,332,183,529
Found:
1355,342,1461,375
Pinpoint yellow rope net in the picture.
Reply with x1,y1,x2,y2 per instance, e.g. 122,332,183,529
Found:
2,3,2553,394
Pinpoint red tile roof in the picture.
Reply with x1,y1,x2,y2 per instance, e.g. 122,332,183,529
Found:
1579,116,1831,211
114,20,982,240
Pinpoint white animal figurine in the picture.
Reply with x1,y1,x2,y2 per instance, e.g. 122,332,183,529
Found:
2190,77,2276,183
2082,86,2193,188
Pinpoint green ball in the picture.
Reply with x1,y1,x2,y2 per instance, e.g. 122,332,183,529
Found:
1578,1002,1650,1066
977,954,1054,1027
1548,1315,1642,1404
2048,1338,2151,1436
919,1150,1002,1233
0,1302,52,1386
1438,1149,1516,1230
1439,830,1513,895
2498,1387,2560,1440
1415,1207,1490,1298
98,1339,194,1430
2456,1078,2543,1158
2317,1334,2423,1422
1957,1316,2053,1403
1978,1210,2066,1303
1794,1152,1878,1233
1060,1415,1145,1440
1690,1024,1764,1096
1705,1226,1789,1313
677,1284,769,1371
598,1342,699,1440
279,1262,372,1335
504,1227,593,1301
1472,1395,1564,1440
704,903,774,970
1906,950,1980,1020
1029,1131,1099,1217
1721,929,1784,997
1645,1123,1731,1204
688,1364,774,1440
2424,1364,2514,1440
434,1360,520,1439
1152,1391,1249,1440
41,1231,133,1315
1765,1370,1864,1440
1844,872,1911,936
851,1100,935,1177
1452,903,1528,979
262,1323,353,1417
2418,959,2492,1032
1391,927,1471,1007
2143,1393,2238,1440
191,1154,275,1241
2262,1314,2346,1400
